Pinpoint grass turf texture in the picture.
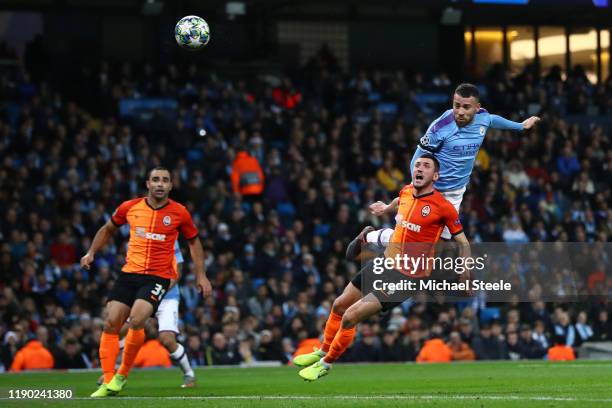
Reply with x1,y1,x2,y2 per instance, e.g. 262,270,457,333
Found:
2,360,612,407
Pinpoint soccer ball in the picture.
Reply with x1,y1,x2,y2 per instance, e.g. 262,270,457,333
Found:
175,15,210,50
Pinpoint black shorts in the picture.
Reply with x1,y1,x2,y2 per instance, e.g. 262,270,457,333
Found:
350,259,414,313
108,273,170,312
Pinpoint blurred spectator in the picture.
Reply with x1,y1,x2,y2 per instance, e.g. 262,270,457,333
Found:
350,323,381,362
54,338,91,369
205,333,241,365
547,335,576,361
247,285,273,321
185,335,206,367
506,161,530,190
518,324,546,359
553,312,576,347
447,331,476,361
256,330,285,362
532,320,551,350
376,158,405,193
10,327,54,372
505,331,522,360
471,324,507,360
592,310,612,341
231,149,265,197
416,325,452,363
379,328,406,362
574,311,593,347
556,146,581,179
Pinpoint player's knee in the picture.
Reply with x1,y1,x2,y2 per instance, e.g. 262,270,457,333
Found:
127,315,147,329
341,309,359,329
103,317,122,334
332,297,350,315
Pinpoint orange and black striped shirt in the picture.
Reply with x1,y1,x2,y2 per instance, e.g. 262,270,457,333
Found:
111,197,198,279
384,185,463,277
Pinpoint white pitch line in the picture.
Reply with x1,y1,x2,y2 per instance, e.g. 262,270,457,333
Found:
518,363,612,368
4,395,612,403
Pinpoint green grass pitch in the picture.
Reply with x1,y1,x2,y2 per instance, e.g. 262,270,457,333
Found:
2,360,612,407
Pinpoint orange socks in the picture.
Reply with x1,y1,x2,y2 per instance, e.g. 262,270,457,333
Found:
323,326,356,364
117,328,145,377
99,332,120,383
321,312,343,353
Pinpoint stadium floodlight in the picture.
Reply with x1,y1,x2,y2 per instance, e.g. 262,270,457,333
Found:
142,0,164,16
226,2,246,16
441,7,462,25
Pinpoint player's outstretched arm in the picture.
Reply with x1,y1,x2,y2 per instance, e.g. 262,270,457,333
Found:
187,236,212,298
490,114,540,131
369,197,399,216
80,220,118,270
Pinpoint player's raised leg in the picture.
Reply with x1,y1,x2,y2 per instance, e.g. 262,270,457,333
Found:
299,293,382,381
294,282,362,367
107,299,155,393
91,301,130,397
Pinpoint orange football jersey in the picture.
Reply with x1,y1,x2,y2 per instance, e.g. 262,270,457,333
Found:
111,197,198,279
384,185,463,277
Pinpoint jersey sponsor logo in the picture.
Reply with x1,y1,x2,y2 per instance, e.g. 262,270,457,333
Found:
135,227,167,241
421,205,431,217
395,213,403,223
163,215,172,226
400,220,421,233
452,143,481,151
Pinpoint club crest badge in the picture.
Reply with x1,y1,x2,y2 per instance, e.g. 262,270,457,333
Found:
163,216,171,226
421,205,431,217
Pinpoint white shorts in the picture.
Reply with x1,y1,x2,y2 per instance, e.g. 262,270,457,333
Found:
156,298,179,333
439,187,466,239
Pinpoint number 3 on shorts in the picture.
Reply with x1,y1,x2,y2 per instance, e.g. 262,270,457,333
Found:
151,283,166,298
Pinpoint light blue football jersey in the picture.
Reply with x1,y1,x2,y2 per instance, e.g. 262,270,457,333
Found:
410,109,523,191
164,241,184,301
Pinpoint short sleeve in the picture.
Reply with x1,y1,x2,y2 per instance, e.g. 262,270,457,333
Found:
417,111,451,153
180,208,198,240
442,201,463,236
111,200,135,226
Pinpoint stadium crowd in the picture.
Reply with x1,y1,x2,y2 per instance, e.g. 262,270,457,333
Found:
0,43,610,371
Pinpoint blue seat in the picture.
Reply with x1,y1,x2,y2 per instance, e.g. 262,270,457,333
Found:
480,307,501,323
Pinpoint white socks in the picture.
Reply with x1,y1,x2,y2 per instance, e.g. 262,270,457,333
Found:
366,228,393,247
170,343,194,377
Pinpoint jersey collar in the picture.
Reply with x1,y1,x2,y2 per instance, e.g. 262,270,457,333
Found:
413,190,434,199
144,197,170,210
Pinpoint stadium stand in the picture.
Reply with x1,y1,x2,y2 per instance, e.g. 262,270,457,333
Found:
0,40,610,370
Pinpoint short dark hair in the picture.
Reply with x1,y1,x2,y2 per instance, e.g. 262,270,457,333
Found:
454,83,480,101
417,153,440,172
147,166,171,180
